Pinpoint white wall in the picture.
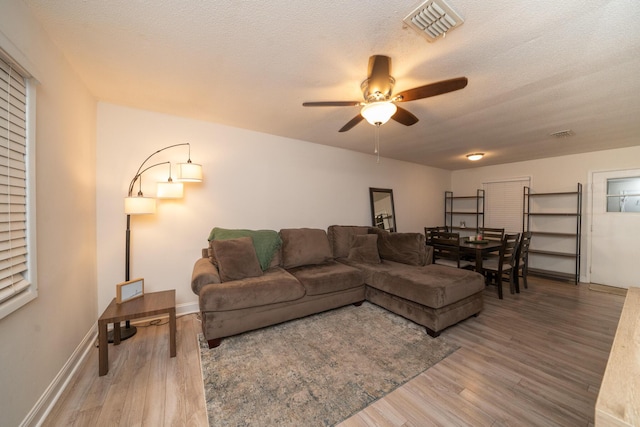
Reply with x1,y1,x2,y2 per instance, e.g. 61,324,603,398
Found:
96,102,450,312
0,1,97,426
451,145,640,282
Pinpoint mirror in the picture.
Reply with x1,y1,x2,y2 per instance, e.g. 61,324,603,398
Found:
369,187,396,232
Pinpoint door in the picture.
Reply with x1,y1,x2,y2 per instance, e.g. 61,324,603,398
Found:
590,170,640,288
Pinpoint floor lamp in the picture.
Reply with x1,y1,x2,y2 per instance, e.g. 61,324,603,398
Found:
114,143,203,341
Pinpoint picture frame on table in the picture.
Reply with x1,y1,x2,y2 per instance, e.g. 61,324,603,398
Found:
116,278,145,304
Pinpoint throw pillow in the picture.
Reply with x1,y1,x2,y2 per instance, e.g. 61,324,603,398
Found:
208,227,282,270
280,228,333,269
211,237,263,282
347,234,381,264
327,225,371,258
369,228,427,266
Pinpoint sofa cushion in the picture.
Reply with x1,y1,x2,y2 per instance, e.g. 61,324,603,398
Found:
211,237,263,282
288,260,364,296
198,267,305,311
355,260,484,308
327,225,371,258
369,228,427,266
209,227,282,270
347,234,381,264
280,228,333,269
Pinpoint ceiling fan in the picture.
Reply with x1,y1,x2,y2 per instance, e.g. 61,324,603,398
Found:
303,55,468,132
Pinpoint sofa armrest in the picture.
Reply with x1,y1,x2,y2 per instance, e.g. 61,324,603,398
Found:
192,257,221,295
425,245,434,265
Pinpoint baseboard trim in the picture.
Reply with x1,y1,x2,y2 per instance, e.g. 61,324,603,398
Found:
178,301,199,316
21,323,98,427
22,300,200,426
588,283,628,296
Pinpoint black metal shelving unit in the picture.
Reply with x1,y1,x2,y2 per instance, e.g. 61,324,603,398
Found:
523,183,582,284
445,189,485,235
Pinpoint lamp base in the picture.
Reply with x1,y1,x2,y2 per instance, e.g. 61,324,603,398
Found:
107,324,137,343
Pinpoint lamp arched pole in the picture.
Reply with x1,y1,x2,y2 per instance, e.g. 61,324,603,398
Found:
125,161,168,281
125,142,195,280
117,143,197,341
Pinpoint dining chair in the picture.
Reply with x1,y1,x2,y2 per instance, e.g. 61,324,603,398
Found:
482,232,520,299
431,231,473,269
424,226,448,245
514,231,532,292
478,227,505,242
425,226,449,263
477,227,505,263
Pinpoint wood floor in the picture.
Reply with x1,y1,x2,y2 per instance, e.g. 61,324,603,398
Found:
43,277,625,427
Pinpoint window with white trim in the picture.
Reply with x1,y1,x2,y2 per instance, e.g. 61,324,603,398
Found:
0,50,37,319
483,177,531,234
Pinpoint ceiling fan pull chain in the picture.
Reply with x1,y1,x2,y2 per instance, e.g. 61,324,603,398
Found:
375,124,381,163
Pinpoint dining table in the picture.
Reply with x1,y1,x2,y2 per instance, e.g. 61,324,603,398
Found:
458,238,502,273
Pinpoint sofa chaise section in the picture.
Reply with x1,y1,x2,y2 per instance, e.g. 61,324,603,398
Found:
357,261,484,337
328,225,484,337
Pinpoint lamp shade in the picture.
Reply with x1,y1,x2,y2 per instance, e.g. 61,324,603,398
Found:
361,102,398,125
177,162,203,182
157,181,184,199
125,196,156,214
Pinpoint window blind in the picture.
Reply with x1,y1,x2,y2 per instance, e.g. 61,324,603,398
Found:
483,178,530,234
0,55,30,306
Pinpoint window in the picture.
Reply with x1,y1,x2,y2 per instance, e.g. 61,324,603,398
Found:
0,50,36,319
606,176,640,213
483,177,531,234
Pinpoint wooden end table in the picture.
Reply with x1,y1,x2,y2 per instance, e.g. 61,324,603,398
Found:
98,289,176,376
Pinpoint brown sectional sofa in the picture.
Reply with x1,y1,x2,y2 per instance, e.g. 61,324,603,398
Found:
191,225,484,348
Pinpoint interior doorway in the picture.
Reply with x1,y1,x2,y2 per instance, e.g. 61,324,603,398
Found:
590,169,640,288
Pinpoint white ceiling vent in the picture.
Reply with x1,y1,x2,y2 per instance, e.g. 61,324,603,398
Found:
403,0,464,42
550,129,575,138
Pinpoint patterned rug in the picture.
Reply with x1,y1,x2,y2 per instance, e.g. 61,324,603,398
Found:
198,302,458,426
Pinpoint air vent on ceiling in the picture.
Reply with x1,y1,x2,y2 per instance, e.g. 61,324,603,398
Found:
403,0,464,42
550,129,575,138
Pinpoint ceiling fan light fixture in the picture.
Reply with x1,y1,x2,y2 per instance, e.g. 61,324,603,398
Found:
361,102,398,126
466,153,484,161
303,55,467,132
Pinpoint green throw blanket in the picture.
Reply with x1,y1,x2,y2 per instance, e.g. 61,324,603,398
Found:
208,227,282,270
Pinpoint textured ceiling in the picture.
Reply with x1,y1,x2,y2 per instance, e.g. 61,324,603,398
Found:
22,0,640,169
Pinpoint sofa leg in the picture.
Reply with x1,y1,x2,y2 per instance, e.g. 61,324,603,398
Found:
425,327,440,338
353,301,364,307
207,338,222,349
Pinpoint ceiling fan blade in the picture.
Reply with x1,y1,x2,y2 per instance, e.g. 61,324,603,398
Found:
391,106,419,126
303,101,361,107
339,115,364,132
395,77,468,102
367,55,392,96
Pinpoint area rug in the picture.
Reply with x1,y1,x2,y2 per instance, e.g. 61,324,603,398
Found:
198,302,459,426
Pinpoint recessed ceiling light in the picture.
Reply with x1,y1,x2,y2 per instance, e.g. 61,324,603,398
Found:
466,153,484,161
